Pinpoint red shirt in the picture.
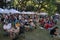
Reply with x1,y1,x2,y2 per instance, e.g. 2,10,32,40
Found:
39,18,44,24
45,23,50,29
45,23,53,29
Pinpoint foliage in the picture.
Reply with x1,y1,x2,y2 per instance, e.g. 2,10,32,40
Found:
0,0,57,15
36,0,57,15
0,0,6,8
46,0,57,15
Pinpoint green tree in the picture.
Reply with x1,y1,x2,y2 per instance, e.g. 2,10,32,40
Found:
46,0,57,15
11,0,57,15
36,0,57,15
0,0,6,8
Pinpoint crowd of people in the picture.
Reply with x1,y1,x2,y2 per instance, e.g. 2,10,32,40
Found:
0,13,38,40
0,13,60,40
39,15,59,30
39,15,60,40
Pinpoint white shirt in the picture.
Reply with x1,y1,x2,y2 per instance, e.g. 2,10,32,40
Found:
19,15,22,20
30,22,35,26
3,23,11,30
25,19,28,22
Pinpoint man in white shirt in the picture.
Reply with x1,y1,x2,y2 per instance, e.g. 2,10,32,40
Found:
3,22,11,31
3,22,12,36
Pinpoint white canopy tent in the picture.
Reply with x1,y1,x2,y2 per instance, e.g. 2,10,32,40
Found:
55,13,60,16
55,14,59,15
0,8,4,13
9,9,20,14
21,11,35,14
0,8,20,14
3,9,10,13
39,12,48,15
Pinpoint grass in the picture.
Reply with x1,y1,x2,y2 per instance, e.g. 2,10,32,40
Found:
0,20,60,40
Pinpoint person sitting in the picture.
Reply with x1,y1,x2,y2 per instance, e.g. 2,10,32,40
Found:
3,22,11,31
29,21,35,31
9,22,20,40
3,22,12,36
50,27,60,40
50,27,60,39
15,22,20,30
44,23,50,29
19,23,25,34
50,27,58,36
9,27,19,40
